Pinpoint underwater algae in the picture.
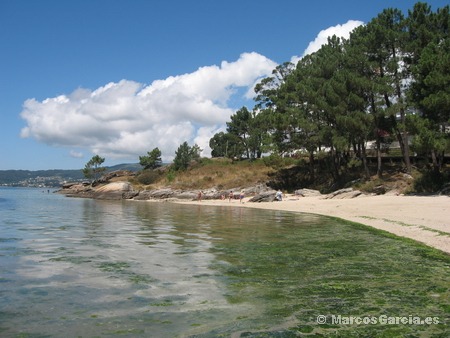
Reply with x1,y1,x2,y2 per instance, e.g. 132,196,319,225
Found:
208,213,449,337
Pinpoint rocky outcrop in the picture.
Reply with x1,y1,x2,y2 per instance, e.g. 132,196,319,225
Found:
92,182,138,200
323,188,363,199
132,185,273,201
61,181,89,189
134,188,216,200
134,188,176,200
58,184,367,201
294,188,322,197
247,187,366,203
58,170,139,199
248,190,277,202
96,170,136,184
295,188,365,199
58,183,94,198
57,171,368,202
134,184,275,201
58,182,138,200
58,182,276,202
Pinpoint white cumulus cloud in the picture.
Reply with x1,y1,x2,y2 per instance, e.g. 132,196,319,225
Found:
20,52,277,162
290,20,364,64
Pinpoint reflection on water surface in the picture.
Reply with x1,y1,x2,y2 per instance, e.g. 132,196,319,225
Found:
0,188,448,337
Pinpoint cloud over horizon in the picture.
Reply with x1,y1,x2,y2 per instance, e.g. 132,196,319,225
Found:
20,20,363,162
21,52,277,161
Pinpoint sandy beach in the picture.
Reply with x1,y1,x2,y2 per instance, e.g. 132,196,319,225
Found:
175,194,450,254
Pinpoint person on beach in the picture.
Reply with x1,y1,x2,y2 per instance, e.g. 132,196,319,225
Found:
228,191,233,202
197,191,202,202
239,190,245,203
275,189,283,201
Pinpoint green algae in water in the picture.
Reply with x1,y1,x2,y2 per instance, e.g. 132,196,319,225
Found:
128,273,155,284
49,256,93,264
96,261,156,285
209,214,450,337
97,261,131,272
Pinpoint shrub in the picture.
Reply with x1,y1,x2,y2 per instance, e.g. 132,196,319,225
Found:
356,178,384,194
166,170,176,183
262,154,284,169
136,170,160,185
413,170,446,193
263,154,297,169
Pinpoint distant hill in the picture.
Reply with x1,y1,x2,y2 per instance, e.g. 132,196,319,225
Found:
0,163,141,187
106,163,142,172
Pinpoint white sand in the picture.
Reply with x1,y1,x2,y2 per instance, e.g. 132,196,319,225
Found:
174,194,450,254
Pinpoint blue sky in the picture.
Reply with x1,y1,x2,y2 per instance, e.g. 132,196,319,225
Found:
1,0,447,170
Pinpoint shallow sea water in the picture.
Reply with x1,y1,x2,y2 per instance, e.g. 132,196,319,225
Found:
0,187,448,337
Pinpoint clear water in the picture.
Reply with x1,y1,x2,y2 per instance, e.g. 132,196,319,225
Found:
0,188,321,337
0,187,448,337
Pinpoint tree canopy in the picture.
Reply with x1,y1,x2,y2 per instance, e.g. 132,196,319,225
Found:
139,147,162,170
82,155,106,182
210,1,449,179
173,142,202,171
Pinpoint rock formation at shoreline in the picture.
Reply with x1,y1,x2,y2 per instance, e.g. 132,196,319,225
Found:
57,180,278,201
57,170,368,202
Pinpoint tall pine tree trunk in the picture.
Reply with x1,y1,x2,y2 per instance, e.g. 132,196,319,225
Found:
361,142,371,179
376,137,383,178
308,151,315,181
430,149,440,172
392,46,412,174
391,115,412,174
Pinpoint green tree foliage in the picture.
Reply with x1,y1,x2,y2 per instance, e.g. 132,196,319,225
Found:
190,144,202,161
173,142,202,171
82,155,106,182
253,62,295,157
413,39,450,123
407,114,448,163
209,107,264,160
410,39,450,170
371,8,413,174
219,106,269,159
406,3,450,170
248,110,271,158
173,142,191,171
139,147,162,170
254,62,295,110
348,23,393,177
209,131,244,158
226,107,253,158
210,2,447,187
247,1,448,182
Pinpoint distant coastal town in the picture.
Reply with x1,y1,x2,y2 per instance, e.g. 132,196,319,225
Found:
0,172,84,188
0,163,140,188
0,175,81,188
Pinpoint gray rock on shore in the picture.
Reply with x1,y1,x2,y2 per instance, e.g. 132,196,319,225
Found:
294,188,322,197
248,190,277,202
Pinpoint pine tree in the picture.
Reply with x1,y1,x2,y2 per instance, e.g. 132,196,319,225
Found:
139,148,162,170
82,155,106,183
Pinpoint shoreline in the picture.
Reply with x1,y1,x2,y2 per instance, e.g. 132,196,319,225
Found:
172,194,450,254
